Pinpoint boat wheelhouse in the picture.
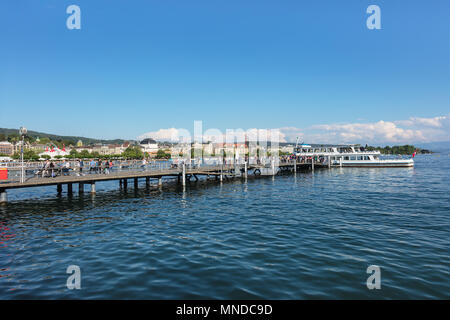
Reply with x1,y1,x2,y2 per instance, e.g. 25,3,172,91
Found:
294,144,414,167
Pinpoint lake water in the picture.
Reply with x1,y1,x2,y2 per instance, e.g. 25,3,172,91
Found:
0,155,449,299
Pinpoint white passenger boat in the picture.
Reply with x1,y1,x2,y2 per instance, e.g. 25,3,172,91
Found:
294,144,414,167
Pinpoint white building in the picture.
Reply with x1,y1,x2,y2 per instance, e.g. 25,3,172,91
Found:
140,138,159,155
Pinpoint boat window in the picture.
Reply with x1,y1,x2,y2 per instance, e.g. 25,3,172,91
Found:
344,156,349,160
350,156,356,160
357,156,363,160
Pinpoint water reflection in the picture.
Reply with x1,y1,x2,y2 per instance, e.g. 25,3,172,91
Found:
0,156,448,299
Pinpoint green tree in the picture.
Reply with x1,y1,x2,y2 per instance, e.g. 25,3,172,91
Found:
12,150,39,161
156,149,166,159
156,149,171,159
91,151,101,158
122,146,144,159
68,149,79,159
40,137,51,144
7,134,20,143
79,150,91,159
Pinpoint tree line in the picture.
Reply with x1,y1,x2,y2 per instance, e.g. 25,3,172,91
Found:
1,146,173,161
364,145,432,155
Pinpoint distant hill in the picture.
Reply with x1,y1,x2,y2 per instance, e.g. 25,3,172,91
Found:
415,141,450,153
0,128,129,146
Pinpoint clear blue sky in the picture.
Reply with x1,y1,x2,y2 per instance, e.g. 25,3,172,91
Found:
1,0,449,140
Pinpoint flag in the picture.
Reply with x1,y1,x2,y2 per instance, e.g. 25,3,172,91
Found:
412,150,417,158
63,144,66,152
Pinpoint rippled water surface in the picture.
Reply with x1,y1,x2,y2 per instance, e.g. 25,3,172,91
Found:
0,155,449,299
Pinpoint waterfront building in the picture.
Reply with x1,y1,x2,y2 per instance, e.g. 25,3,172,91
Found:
0,141,14,155
30,143,47,153
140,138,159,155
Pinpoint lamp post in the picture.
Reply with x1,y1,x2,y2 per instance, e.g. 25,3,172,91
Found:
19,127,27,183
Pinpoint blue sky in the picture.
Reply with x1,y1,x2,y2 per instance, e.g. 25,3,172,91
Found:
0,0,449,143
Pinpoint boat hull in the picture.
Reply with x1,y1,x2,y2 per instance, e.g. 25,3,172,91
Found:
341,160,414,167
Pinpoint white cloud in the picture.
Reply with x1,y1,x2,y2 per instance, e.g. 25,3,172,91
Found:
395,114,450,128
138,113,450,145
138,128,191,143
138,127,286,143
280,113,450,144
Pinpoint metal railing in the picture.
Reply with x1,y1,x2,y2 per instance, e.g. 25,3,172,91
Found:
0,160,245,183
0,157,333,184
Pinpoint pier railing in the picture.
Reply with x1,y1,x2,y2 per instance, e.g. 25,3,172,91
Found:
0,156,334,184
0,160,248,183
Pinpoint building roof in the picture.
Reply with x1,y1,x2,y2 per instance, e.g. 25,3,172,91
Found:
140,138,157,145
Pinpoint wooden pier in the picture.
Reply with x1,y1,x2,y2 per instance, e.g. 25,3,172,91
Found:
0,160,329,203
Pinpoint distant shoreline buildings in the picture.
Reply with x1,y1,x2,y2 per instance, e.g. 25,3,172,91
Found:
0,136,294,160
0,130,430,161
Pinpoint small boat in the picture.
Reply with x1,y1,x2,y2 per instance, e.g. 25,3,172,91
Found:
294,144,414,167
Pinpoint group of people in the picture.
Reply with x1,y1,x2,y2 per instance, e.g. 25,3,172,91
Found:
39,159,115,178
41,160,57,177
279,155,325,164
87,159,114,175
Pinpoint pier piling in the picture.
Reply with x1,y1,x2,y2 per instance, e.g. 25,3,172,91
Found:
0,189,6,204
0,160,335,202
244,162,248,178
